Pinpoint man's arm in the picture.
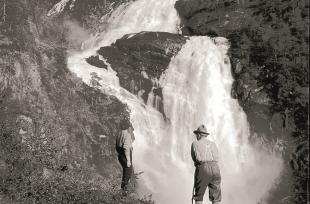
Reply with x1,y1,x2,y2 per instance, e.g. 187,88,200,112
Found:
123,131,133,167
191,143,198,166
124,149,131,167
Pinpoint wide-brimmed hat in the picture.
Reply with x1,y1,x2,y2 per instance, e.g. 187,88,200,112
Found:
193,124,210,135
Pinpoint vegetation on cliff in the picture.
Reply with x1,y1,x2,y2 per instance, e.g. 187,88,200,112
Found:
0,0,152,203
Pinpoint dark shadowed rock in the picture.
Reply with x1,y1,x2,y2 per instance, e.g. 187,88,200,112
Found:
175,0,251,36
86,55,108,69
87,32,187,103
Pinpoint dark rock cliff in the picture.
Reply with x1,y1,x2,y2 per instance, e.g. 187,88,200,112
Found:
175,0,309,203
87,32,187,103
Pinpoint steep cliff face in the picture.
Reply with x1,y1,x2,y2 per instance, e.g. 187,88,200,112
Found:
175,0,250,36
175,0,309,203
0,0,150,203
0,49,132,203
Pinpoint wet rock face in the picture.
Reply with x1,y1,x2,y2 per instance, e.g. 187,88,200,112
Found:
88,32,187,102
175,0,249,36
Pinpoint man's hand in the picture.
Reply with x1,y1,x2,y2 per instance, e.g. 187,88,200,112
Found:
126,161,131,168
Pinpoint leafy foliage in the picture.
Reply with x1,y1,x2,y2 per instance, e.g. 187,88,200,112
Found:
228,1,309,203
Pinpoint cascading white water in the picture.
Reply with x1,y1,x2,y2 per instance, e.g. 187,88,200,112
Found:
81,0,180,51
153,37,283,204
68,0,284,203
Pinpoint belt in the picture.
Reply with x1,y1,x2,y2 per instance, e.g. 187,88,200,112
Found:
197,161,218,166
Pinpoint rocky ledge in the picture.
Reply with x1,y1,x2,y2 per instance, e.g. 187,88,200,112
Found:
87,32,187,103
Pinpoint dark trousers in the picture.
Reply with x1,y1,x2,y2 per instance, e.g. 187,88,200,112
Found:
116,147,133,190
193,161,221,202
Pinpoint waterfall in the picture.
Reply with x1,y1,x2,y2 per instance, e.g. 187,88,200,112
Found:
152,37,283,203
68,0,283,203
81,0,180,50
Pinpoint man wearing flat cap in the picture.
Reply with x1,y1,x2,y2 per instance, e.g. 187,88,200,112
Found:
191,124,221,204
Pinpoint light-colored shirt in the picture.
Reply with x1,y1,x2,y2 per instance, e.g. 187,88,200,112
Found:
191,137,219,165
116,129,133,150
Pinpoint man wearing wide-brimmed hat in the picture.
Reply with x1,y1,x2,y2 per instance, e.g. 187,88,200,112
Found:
191,124,221,204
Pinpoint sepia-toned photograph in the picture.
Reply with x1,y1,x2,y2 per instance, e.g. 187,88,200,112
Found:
0,0,308,203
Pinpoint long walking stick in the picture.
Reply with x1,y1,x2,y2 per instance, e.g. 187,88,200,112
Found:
191,184,195,204
192,168,196,204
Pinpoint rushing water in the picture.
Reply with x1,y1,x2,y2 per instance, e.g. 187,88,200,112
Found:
68,0,283,203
